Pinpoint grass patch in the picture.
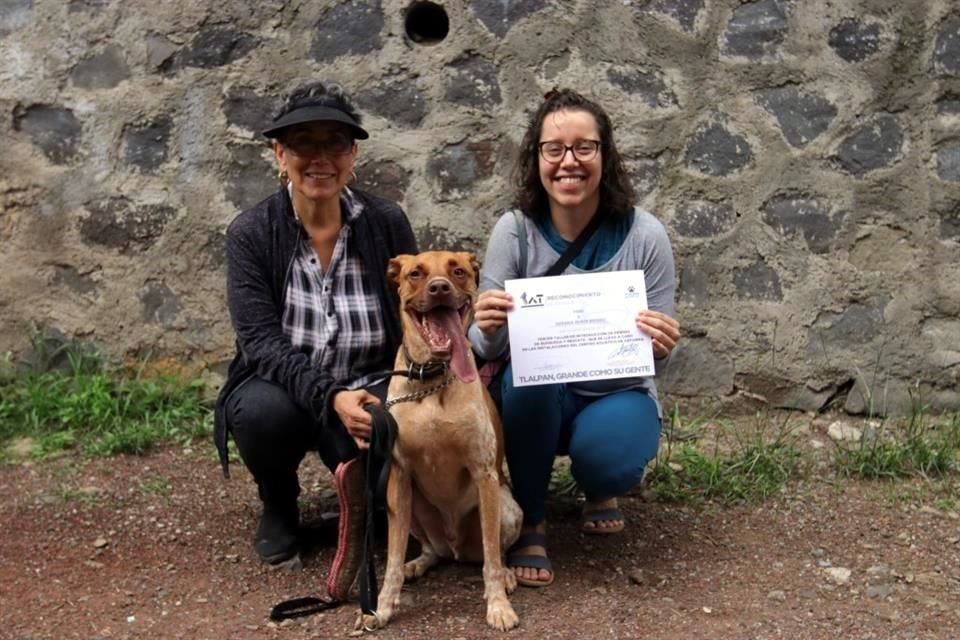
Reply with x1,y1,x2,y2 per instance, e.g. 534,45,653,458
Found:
833,411,960,480
0,352,212,460
647,408,804,506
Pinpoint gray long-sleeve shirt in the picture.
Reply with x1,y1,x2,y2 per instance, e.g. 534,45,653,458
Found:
468,207,676,416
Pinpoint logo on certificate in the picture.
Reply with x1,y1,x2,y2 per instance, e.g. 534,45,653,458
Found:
625,285,640,298
519,291,544,307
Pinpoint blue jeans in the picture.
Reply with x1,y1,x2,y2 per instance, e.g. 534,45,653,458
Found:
500,363,661,525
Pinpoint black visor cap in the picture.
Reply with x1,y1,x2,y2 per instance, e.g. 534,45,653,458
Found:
262,105,369,140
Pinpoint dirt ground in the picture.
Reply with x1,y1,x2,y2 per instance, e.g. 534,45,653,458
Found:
2,412,959,640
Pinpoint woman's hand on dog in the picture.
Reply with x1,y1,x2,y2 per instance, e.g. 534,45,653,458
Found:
636,309,681,360
333,389,381,450
475,290,514,336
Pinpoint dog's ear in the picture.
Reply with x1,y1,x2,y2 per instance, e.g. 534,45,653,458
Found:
460,251,481,286
387,255,411,290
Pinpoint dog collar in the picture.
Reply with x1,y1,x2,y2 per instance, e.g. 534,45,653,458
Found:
400,348,449,382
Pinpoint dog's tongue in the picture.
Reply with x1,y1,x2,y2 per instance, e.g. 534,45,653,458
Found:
430,307,477,383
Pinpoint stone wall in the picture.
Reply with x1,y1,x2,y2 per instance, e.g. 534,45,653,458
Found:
2,0,959,415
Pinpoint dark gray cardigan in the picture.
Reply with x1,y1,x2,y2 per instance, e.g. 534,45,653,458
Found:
213,186,418,476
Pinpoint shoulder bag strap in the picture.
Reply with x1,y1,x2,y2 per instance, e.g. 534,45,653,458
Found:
544,211,605,277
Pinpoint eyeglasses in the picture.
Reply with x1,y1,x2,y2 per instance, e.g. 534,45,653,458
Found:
538,139,601,164
281,132,354,157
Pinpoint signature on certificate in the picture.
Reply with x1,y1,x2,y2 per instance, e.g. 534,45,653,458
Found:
609,341,642,359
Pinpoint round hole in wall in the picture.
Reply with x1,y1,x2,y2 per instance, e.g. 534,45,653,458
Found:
405,1,449,45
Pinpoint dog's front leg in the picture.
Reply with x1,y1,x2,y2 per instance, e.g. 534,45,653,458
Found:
356,463,412,631
476,470,520,631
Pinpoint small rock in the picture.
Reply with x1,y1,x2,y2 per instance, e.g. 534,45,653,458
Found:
767,590,787,602
702,606,713,614
866,584,895,599
93,537,109,549
84,560,104,569
628,569,645,585
827,420,862,442
824,567,852,585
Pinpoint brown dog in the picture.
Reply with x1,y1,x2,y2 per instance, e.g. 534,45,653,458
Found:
357,251,522,632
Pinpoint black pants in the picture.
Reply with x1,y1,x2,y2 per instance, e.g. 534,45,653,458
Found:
225,376,387,506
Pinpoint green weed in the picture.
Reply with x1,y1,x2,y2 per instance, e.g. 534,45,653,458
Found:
648,410,803,506
833,410,960,480
0,351,212,460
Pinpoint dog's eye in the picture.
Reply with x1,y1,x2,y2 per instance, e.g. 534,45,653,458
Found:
452,267,467,278
408,269,423,280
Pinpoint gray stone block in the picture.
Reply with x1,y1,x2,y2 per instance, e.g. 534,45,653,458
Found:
761,193,843,253
444,55,502,111
755,85,837,147
470,0,548,38
678,260,710,307
123,117,172,173
606,67,676,109
828,18,881,63
626,157,661,200
685,122,753,176
733,259,782,301
939,201,960,241
70,46,130,89
225,143,276,211
734,373,838,412
68,0,109,12
723,0,788,58
223,87,279,134
311,0,383,62
141,280,182,328
354,160,410,204
51,264,99,295
416,222,472,253
426,139,497,200
835,114,903,176
146,33,178,70
79,197,176,253
659,341,734,397
648,0,703,32
0,0,32,35
202,231,227,270
933,16,960,77
935,140,960,182
355,79,427,128
809,302,885,350
13,104,82,164
166,25,258,71
672,200,737,238
936,92,960,115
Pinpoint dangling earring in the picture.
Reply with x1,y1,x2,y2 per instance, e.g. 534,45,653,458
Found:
277,169,289,186
350,170,358,183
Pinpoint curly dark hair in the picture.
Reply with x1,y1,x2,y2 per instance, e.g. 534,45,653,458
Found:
270,80,363,134
513,88,635,219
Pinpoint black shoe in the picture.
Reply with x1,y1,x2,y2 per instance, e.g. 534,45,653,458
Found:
254,502,300,565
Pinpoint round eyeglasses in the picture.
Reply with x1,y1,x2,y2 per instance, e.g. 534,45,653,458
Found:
538,139,601,164
281,132,354,158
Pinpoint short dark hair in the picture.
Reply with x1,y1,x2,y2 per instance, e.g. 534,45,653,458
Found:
273,80,363,133
513,88,635,218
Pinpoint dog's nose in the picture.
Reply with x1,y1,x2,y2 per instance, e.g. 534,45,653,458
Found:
427,278,452,296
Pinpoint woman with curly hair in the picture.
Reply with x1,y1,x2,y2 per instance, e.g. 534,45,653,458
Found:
468,89,680,587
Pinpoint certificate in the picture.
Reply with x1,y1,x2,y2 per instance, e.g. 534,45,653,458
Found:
504,270,654,387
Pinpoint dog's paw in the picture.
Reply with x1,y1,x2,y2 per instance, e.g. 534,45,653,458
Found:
354,611,388,632
403,556,433,581
486,601,519,631
503,567,518,594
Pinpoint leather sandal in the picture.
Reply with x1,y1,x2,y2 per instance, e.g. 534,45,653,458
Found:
506,532,554,588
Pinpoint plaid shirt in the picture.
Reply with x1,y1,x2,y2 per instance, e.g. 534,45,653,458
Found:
282,187,387,390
